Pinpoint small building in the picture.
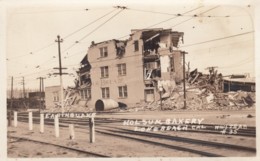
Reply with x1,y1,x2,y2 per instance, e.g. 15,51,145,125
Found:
223,74,255,92
78,28,184,108
28,91,45,100
45,86,61,109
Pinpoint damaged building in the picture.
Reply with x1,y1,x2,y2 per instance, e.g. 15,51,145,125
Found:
77,28,184,109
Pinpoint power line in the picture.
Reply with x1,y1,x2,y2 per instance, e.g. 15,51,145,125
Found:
7,8,114,62
180,31,254,48
146,6,204,28
128,7,230,18
62,8,126,53
7,42,55,61
34,9,117,67
63,8,117,39
219,56,254,69
116,5,204,39
170,6,220,28
78,8,125,42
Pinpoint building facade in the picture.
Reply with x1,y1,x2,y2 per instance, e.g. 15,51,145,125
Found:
78,28,184,108
45,86,61,109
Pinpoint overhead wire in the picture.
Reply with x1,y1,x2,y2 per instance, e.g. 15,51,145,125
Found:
170,6,220,28
63,8,117,39
61,8,125,53
128,7,231,18
7,8,115,62
146,5,204,28
15,8,117,70
180,31,254,48
116,5,204,40
7,5,253,82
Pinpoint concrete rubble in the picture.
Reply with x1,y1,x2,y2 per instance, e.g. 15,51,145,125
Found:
45,88,94,113
129,68,255,112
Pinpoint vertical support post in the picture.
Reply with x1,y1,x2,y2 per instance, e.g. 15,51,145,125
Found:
158,85,163,111
182,51,188,109
89,117,95,143
29,111,33,130
69,124,75,140
160,92,162,110
55,35,64,113
55,114,59,137
8,76,13,127
13,111,17,127
40,113,44,133
37,77,42,112
22,77,25,99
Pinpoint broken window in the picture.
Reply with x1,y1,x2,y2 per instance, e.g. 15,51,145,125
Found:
134,40,139,51
142,31,160,55
100,47,108,57
144,61,161,80
101,87,110,99
117,63,126,76
116,41,126,57
100,66,109,78
144,62,158,69
53,92,59,102
80,73,91,85
118,86,128,98
145,89,154,102
80,88,91,99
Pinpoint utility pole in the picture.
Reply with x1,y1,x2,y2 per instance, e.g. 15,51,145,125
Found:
182,51,188,109
54,35,67,113
22,77,25,99
8,76,13,126
37,77,42,111
37,77,45,111
20,77,27,109
41,77,45,109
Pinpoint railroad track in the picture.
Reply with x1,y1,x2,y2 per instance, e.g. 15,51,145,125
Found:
8,136,109,157
11,112,256,157
16,113,256,137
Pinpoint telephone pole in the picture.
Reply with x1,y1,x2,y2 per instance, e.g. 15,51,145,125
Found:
8,76,13,126
54,35,68,113
41,77,45,109
22,77,25,99
181,51,188,109
37,77,45,111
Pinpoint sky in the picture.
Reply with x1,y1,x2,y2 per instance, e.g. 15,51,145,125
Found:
2,0,256,91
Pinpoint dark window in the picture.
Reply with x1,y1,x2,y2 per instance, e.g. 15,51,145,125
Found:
145,89,154,94
101,66,109,78
100,47,108,57
134,40,139,51
118,86,128,98
117,63,126,76
53,92,59,102
101,87,110,99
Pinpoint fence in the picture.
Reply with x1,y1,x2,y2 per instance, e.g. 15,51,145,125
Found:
9,111,95,143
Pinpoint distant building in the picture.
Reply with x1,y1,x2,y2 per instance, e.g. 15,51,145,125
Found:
45,86,61,109
78,28,184,108
28,91,45,100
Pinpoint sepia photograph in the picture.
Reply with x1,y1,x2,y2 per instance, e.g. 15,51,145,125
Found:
1,0,259,160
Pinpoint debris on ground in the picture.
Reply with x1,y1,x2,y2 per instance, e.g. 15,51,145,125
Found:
44,88,94,113
247,114,254,118
130,68,255,112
